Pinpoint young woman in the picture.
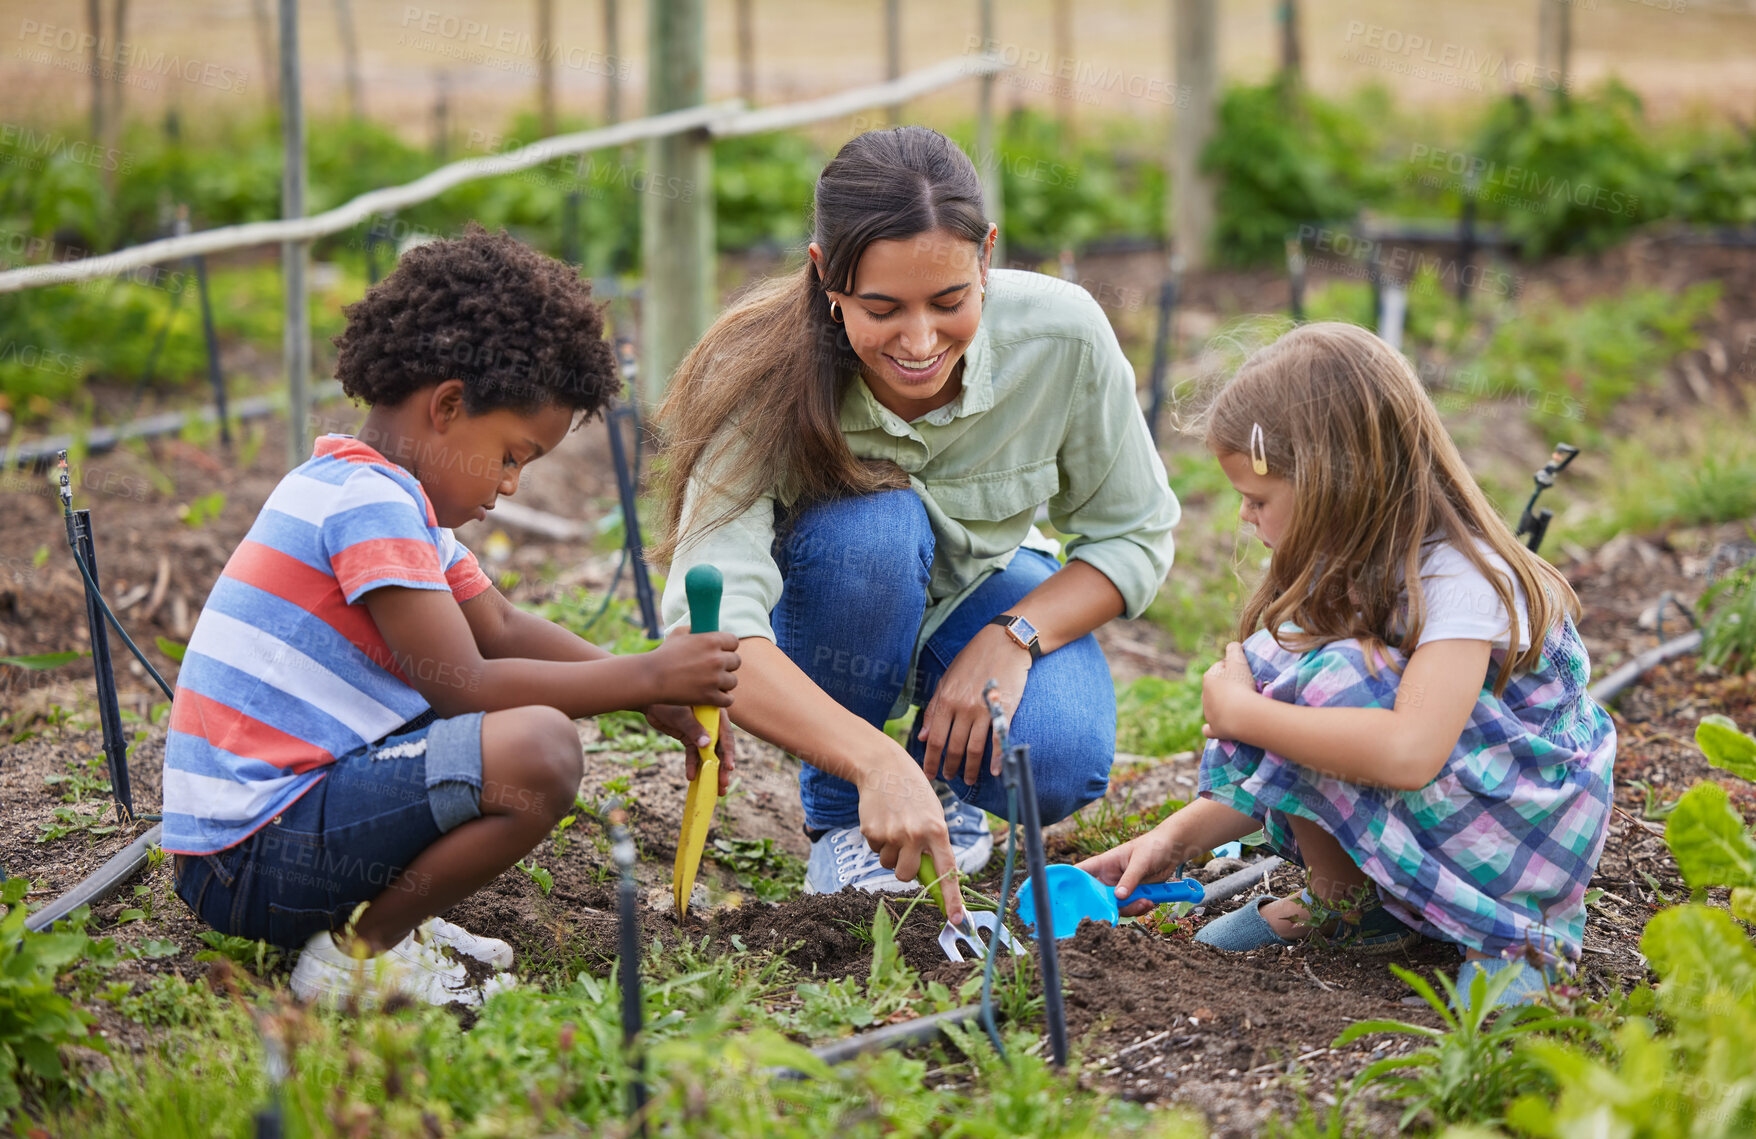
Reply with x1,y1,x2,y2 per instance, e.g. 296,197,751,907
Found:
654,127,1178,922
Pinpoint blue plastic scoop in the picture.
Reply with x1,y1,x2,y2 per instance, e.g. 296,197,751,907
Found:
1017,864,1206,937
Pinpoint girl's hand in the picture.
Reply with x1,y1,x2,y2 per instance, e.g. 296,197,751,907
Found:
919,624,1031,787
647,705,738,795
1076,821,1180,917
1201,641,1260,741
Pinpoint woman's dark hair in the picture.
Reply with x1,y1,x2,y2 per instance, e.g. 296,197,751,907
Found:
333,223,619,420
653,127,990,562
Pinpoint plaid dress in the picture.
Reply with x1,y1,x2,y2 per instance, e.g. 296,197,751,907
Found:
1200,616,1615,964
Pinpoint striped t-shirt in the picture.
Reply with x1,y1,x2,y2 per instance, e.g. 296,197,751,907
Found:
162,435,492,855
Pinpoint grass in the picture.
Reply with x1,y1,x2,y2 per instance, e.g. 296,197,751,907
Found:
23,903,1205,1139
1555,404,1756,547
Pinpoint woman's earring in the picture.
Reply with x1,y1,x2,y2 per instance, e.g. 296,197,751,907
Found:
828,298,844,323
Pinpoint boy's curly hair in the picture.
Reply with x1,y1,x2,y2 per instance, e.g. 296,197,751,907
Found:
333,224,619,420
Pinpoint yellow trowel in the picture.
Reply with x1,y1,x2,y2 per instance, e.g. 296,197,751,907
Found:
672,564,723,919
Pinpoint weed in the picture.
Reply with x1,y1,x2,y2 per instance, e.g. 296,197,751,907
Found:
516,858,554,896
1336,963,1600,1130
36,805,118,843
550,813,578,857
586,708,682,760
577,775,637,819
710,837,805,903
0,876,100,1123
42,752,112,804
1703,560,1756,673
1115,666,1210,761
1063,791,1183,858
194,931,282,978
176,491,226,528
116,883,156,925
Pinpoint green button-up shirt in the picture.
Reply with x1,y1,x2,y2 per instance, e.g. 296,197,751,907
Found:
660,268,1180,711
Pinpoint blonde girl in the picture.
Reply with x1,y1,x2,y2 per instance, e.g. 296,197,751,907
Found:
1080,321,1615,1007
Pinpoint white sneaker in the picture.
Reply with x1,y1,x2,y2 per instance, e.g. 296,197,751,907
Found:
290,930,486,1008
934,781,995,875
804,825,923,896
421,916,515,969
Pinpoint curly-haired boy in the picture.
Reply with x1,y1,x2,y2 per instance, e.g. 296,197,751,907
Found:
164,227,739,1006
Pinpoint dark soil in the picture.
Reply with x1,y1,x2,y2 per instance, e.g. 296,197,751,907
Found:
4,243,1754,1136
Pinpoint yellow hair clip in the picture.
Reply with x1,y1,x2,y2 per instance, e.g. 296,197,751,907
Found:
1249,423,1269,476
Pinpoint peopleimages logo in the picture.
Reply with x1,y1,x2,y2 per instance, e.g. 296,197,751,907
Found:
1407,144,1639,218
16,20,249,93
1342,21,1570,94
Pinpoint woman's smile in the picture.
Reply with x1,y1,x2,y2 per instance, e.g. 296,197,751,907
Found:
884,348,947,383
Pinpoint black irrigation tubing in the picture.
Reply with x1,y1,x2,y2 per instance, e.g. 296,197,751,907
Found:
3,381,350,470
24,823,163,933
1588,629,1705,708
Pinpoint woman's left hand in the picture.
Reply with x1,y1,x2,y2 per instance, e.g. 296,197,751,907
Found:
920,625,1032,787
1201,641,1260,741
647,703,738,794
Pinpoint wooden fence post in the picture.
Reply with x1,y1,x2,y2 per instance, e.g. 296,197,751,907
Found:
605,0,622,125
976,0,1003,263
641,0,714,406
1171,0,1217,273
280,0,310,468
886,0,903,123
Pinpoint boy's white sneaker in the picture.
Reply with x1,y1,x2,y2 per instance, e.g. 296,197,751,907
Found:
290,930,489,1008
421,916,515,969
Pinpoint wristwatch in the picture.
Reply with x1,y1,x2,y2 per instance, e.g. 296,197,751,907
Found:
988,613,1042,661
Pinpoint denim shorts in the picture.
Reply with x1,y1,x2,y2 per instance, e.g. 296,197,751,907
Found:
173,711,485,949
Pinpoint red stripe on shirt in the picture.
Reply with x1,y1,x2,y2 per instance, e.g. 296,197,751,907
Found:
224,540,410,682
170,688,336,773
331,537,449,597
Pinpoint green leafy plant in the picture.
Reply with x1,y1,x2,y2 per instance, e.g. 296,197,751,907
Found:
42,753,111,804
1336,962,1598,1130
1115,665,1208,759
1702,562,1756,673
36,805,118,843
516,858,554,896
0,876,99,1124
1471,82,1666,258
1204,78,1393,266
710,837,806,904
1472,281,1720,431
176,491,226,528
194,930,281,977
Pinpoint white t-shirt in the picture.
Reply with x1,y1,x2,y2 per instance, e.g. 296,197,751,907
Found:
1407,539,1532,653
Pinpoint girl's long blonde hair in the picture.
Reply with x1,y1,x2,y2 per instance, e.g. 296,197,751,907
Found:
1202,321,1578,696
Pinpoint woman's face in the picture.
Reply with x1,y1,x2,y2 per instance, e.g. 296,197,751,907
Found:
813,225,995,420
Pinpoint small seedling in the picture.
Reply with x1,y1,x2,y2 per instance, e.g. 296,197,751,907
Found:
176,491,226,528
710,837,805,903
43,752,111,804
551,813,578,856
517,858,554,896
37,805,118,843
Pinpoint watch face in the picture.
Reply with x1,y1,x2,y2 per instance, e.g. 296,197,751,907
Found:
1010,615,1039,645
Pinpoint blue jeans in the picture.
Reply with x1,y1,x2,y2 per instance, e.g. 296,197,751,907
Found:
172,711,485,949
773,489,1115,831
